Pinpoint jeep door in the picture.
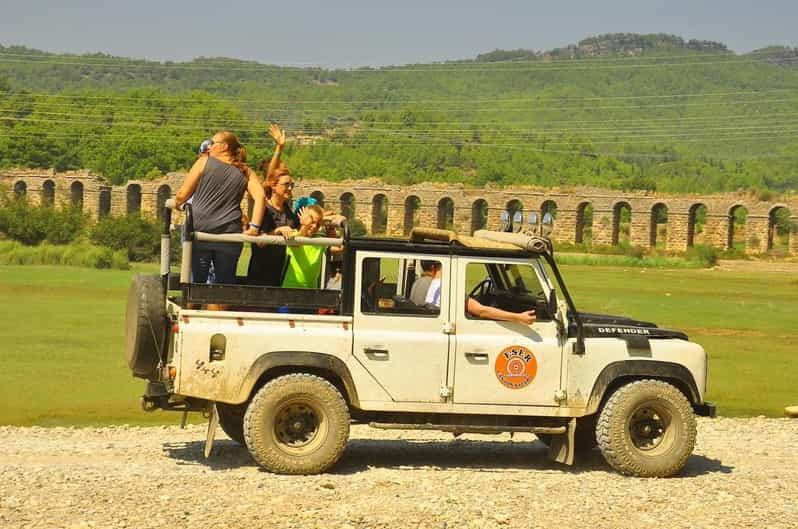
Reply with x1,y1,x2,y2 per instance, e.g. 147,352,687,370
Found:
352,251,452,403
451,256,565,407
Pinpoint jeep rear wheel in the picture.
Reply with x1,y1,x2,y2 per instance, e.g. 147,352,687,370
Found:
596,379,696,477
125,274,166,380
243,374,350,475
216,402,247,445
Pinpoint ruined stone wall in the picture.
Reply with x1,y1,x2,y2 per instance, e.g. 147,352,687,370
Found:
2,169,796,255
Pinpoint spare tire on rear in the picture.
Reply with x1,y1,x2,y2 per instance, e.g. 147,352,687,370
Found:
126,274,166,380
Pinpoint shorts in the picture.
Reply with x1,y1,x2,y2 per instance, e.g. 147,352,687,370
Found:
191,241,243,285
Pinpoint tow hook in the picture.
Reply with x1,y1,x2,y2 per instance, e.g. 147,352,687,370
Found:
141,396,159,412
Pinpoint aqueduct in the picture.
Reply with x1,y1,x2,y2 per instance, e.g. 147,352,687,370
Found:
2,168,796,255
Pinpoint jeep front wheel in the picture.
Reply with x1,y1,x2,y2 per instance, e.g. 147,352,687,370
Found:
596,379,696,477
243,374,350,474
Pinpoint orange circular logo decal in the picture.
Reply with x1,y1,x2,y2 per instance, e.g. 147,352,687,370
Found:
494,345,537,389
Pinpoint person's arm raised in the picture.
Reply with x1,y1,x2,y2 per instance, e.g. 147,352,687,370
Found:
244,167,266,236
266,123,286,178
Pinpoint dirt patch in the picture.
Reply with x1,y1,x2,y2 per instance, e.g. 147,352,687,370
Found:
1,419,797,529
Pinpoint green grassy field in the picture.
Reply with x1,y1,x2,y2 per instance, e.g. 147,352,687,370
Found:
0,262,795,425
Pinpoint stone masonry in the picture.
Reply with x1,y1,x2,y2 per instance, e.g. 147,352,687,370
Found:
2,169,796,255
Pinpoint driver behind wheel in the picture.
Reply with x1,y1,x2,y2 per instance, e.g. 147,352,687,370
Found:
427,265,536,324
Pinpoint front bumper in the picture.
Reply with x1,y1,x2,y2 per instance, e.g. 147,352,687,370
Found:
693,402,717,417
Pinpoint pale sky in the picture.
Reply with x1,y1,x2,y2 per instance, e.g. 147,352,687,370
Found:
1,0,796,67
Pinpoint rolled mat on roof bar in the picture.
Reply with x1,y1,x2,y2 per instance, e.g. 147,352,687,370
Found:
409,227,458,243
473,230,550,252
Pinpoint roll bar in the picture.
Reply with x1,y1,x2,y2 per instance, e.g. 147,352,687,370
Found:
161,198,349,286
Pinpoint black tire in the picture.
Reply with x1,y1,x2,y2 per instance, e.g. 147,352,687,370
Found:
125,274,166,380
216,402,247,445
537,416,598,453
596,379,697,477
243,374,350,475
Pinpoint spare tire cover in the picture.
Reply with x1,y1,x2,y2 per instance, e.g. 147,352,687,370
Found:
125,274,166,380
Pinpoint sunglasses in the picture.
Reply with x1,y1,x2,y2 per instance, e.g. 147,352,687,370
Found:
277,182,295,189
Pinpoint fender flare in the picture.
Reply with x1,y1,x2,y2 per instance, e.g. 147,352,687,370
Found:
585,360,700,415
234,351,360,407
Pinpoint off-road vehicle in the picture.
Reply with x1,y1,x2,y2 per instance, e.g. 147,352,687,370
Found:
126,204,715,477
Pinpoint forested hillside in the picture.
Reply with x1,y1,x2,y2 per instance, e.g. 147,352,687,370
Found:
1,33,797,193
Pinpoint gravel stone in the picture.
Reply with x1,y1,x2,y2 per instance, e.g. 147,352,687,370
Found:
0,418,796,528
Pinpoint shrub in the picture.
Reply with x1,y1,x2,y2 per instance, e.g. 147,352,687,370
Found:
0,241,130,269
46,205,87,245
90,214,159,261
0,198,50,245
685,244,719,267
0,198,86,245
627,245,645,259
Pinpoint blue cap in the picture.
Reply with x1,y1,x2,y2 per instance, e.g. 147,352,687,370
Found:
293,196,318,214
198,139,213,154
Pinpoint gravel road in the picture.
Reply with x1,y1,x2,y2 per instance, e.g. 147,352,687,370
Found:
1,417,796,529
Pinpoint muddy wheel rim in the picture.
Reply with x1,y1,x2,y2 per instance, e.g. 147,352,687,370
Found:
273,398,328,454
627,400,674,454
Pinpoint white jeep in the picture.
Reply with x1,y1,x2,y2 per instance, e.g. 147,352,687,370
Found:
126,206,714,477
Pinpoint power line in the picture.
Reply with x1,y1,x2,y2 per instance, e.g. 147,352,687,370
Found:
1,55,797,74
5,126,797,151
2,88,797,106
1,50,796,72
4,113,798,143
3,96,797,117
5,105,798,134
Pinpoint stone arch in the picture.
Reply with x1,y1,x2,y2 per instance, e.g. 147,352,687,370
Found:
156,184,172,220
768,205,792,251
575,201,593,244
650,202,668,248
403,195,421,235
541,200,557,221
371,193,388,235
126,184,142,215
437,197,454,230
70,181,84,208
42,179,55,207
13,180,27,199
727,204,748,251
310,190,325,208
687,203,707,247
339,192,355,220
471,199,488,234
612,201,632,246
506,199,523,219
98,188,111,218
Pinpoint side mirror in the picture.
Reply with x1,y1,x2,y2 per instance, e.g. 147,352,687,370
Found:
548,288,557,317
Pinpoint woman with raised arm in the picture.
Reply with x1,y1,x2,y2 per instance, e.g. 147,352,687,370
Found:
246,124,301,286
175,130,265,286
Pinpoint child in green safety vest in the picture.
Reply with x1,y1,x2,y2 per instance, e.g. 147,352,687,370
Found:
282,204,343,288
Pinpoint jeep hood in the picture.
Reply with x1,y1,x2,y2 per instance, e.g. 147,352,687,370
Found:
574,311,689,341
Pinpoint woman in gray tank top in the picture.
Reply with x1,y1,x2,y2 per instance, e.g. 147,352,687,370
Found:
175,131,265,286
